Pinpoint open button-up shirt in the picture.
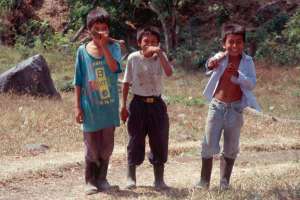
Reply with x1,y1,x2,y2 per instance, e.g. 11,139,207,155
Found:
203,52,261,112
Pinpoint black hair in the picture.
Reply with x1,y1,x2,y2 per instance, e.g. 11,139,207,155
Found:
221,23,246,43
136,26,160,43
86,7,110,30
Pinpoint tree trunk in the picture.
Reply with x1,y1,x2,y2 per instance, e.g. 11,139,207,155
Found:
70,25,85,42
148,2,171,54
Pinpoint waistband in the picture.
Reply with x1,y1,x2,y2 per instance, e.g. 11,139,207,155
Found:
212,98,242,108
134,94,161,104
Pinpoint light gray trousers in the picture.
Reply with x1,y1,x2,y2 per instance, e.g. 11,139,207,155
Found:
201,98,244,159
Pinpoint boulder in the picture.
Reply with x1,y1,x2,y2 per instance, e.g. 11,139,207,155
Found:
0,54,61,99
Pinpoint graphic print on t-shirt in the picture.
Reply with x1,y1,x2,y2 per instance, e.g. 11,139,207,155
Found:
96,67,111,100
89,60,113,105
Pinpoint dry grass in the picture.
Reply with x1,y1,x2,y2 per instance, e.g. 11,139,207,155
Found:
1,66,300,156
0,58,300,199
0,93,82,156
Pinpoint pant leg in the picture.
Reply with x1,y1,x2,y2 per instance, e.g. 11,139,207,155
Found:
222,104,244,159
83,131,102,185
127,98,147,166
84,131,101,164
98,126,115,160
201,101,224,158
147,99,169,165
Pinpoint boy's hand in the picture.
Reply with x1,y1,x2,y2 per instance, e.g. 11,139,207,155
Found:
93,31,109,48
143,46,161,56
208,51,228,69
227,63,239,77
75,107,83,124
120,106,129,123
146,46,161,54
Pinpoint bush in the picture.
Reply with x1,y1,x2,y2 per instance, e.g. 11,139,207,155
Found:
174,37,220,69
254,10,300,65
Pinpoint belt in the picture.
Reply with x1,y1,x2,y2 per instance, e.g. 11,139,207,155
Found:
134,94,161,103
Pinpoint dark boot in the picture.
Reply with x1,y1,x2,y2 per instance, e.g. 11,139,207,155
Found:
195,157,213,189
153,164,168,189
220,155,235,190
97,159,111,191
84,160,99,195
126,165,136,189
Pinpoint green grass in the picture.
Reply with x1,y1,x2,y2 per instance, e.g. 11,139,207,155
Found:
164,95,206,107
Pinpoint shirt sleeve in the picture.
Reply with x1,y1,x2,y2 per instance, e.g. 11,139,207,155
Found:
73,47,83,86
123,55,133,83
204,52,225,76
110,43,122,73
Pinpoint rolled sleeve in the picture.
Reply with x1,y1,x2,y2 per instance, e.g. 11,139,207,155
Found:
123,56,133,83
111,43,122,73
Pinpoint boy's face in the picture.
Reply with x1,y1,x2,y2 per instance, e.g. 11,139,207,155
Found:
90,22,109,40
223,34,244,57
139,34,159,57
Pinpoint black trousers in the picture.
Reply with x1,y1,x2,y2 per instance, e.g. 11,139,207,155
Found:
127,95,169,166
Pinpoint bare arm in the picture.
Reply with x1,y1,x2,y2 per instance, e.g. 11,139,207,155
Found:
74,86,83,123
101,45,119,72
94,33,119,72
157,51,173,76
120,82,130,122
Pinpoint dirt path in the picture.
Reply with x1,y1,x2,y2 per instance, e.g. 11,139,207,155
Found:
1,144,299,200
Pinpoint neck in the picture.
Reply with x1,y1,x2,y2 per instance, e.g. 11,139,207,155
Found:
228,54,242,62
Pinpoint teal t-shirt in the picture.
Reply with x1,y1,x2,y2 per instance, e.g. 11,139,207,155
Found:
73,43,122,132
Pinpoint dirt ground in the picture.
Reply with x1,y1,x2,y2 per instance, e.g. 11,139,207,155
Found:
1,141,299,200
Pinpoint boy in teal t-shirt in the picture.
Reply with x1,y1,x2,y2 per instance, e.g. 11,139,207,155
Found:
73,7,122,195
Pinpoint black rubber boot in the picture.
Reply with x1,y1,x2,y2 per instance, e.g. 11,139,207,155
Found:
195,157,213,189
126,165,136,189
84,160,99,195
153,164,168,189
97,159,111,191
220,155,235,190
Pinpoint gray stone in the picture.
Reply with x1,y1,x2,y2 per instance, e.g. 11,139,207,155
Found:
24,144,49,153
0,54,61,99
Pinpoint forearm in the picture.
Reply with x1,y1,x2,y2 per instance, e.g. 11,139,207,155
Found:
75,86,82,108
122,82,130,108
158,52,172,76
101,46,118,72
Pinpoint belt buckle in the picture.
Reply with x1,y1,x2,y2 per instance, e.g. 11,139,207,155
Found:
145,97,154,103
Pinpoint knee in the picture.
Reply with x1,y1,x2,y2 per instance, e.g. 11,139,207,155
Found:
223,148,239,159
201,140,220,158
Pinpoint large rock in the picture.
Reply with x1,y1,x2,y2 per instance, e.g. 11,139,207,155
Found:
0,54,61,98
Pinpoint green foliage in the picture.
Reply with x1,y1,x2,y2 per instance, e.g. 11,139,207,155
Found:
208,3,230,28
174,35,220,69
0,0,21,11
253,10,300,65
66,0,136,40
165,95,205,107
284,9,300,44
